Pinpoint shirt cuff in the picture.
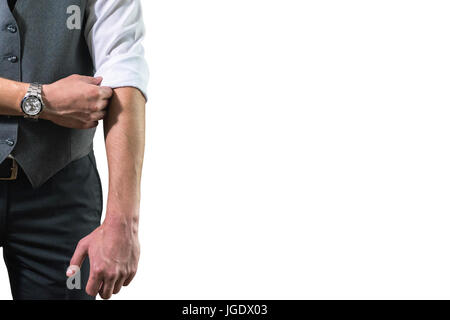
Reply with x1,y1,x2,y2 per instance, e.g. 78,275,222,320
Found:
94,54,149,101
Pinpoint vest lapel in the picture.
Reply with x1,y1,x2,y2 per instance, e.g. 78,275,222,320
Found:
0,0,15,18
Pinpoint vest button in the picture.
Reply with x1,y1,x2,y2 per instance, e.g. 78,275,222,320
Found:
8,56,18,63
6,24,17,33
5,139,15,146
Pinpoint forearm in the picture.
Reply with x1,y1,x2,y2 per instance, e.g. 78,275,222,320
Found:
103,87,146,232
0,77,28,116
0,76,112,128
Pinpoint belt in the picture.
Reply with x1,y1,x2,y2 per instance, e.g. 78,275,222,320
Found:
0,155,18,180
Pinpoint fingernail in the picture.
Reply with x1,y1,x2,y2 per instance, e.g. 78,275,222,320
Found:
66,266,76,277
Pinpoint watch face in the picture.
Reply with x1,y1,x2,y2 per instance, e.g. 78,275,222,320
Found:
22,96,42,116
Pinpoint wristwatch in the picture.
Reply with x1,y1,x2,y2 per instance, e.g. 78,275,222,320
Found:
21,83,45,119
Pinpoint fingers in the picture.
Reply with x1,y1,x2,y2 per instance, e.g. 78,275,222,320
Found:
99,276,116,300
86,273,103,297
73,75,112,99
113,276,126,295
74,119,99,129
123,270,137,287
87,88,111,114
66,111,103,129
84,121,99,129
90,111,107,121
67,239,88,276
78,75,103,85
75,121,98,129
99,86,113,100
100,269,136,298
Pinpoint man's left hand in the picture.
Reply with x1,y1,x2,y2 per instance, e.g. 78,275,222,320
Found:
67,216,140,299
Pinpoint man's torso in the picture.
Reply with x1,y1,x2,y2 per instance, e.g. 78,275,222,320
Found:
0,0,95,188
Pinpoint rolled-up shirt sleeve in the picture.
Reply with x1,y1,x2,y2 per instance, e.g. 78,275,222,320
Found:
85,0,149,100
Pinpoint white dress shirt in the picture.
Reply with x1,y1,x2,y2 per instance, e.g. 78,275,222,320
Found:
84,0,149,100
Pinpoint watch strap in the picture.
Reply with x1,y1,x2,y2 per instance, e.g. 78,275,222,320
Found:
27,83,42,98
23,83,44,120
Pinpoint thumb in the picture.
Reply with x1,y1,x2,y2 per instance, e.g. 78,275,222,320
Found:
67,239,89,277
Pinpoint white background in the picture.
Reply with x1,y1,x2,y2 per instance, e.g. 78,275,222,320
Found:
2,0,450,299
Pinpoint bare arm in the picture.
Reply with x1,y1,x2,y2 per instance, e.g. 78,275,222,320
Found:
0,77,29,116
103,87,145,228
66,0,148,299
69,87,145,299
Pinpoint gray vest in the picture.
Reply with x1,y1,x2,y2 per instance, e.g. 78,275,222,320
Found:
0,0,96,188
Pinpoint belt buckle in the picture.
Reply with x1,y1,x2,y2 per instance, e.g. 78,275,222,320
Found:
0,155,18,181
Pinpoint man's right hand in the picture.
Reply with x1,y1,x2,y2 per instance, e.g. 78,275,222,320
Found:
41,74,113,129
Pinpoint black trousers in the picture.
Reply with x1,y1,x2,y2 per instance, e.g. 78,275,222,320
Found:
0,151,102,300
